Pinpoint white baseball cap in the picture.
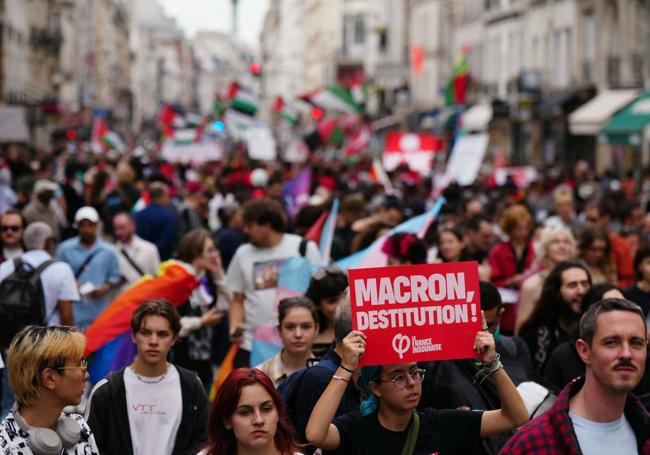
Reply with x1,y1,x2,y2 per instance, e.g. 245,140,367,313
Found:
74,206,100,225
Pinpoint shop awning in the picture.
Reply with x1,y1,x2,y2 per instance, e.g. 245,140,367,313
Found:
460,102,493,132
0,106,29,142
601,91,650,146
568,89,638,136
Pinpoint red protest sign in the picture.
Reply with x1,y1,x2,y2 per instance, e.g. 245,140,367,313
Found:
383,131,443,175
348,261,482,366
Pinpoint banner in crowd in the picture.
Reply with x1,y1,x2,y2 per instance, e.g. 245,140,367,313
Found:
160,141,223,164
383,132,443,175
349,261,482,365
245,124,277,161
436,133,488,191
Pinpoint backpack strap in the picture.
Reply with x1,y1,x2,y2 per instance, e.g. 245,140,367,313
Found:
74,250,99,279
400,411,420,455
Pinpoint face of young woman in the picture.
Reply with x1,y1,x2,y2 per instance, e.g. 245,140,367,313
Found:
371,363,423,412
227,384,279,452
279,307,318,356
439,232,463,262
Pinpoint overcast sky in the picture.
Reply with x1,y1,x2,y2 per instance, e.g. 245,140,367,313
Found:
159,0,270,50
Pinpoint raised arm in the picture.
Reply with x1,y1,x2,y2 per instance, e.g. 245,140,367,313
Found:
305,331,366,450
475,313,529,437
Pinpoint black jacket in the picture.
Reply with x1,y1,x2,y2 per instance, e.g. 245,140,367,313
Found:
86,365,209,455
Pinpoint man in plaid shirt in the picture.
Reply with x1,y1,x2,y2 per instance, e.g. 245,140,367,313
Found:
501,298,650,454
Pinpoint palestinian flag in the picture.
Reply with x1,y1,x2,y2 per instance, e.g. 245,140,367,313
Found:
301,86,360,115
273,96,299,124
444,47,469,106
91,116,124,153
228,82,259,116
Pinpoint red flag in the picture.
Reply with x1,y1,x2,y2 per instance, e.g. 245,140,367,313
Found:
305,210,329,243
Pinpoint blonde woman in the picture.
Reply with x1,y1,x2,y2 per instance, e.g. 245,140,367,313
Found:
515,227,577,333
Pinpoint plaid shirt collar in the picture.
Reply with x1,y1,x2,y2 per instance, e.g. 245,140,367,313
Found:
549,376,650,454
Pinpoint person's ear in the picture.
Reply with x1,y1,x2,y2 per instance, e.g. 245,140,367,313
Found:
223,418,232,430
41,367,58,391
498,307,506,317
171,335,179,346
576,338,591,366
369,381,382,399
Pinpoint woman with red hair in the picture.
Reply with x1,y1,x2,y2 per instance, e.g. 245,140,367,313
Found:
201,368,301,455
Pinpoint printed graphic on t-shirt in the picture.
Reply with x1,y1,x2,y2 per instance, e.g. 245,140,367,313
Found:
252,259,285,290
130,403,168,416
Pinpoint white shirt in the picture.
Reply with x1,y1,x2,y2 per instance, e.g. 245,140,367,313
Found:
570,413,639,455
114,235,161,285
226,234,321,351
0,250,80,325
124,365,182,455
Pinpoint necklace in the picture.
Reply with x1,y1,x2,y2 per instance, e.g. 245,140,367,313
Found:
132,363,168,384
135,372,166,384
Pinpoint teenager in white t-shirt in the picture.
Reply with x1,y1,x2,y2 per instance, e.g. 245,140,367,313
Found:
200,368,302,455
86,300,209,454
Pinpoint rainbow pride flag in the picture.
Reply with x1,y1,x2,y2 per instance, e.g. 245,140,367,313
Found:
85,261,198,384
335,197,445,270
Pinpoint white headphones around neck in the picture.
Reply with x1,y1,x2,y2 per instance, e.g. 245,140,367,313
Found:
11,403,81,455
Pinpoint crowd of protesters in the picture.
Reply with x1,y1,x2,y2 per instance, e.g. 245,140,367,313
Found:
1,141,650,454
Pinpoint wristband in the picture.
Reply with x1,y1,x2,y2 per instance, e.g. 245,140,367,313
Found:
332,375,349,383
339,364,354,374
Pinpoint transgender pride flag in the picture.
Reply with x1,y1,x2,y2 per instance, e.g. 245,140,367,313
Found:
336,197,445,270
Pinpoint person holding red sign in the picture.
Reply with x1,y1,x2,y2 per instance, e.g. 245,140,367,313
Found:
305,314,529,454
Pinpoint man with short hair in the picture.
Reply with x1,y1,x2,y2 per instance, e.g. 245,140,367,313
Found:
0,209,24,262
134,182,178,260
22,179,61,239
86,299,209,454
226,197,321,367
501,298,650,454
56,206,121,328
0,222,78,327
112,211,161,291
462,215,495,264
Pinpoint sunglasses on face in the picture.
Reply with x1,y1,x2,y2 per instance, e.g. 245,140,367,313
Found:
0,225,21,233
312,265,343,281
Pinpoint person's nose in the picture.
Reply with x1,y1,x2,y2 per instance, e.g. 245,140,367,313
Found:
252,409,264,426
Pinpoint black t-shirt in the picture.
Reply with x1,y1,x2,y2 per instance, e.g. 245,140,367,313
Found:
330,408,483,455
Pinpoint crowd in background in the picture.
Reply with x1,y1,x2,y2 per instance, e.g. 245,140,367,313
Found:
1,142,650,454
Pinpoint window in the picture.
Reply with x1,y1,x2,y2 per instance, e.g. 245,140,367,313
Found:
354,17,365,44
